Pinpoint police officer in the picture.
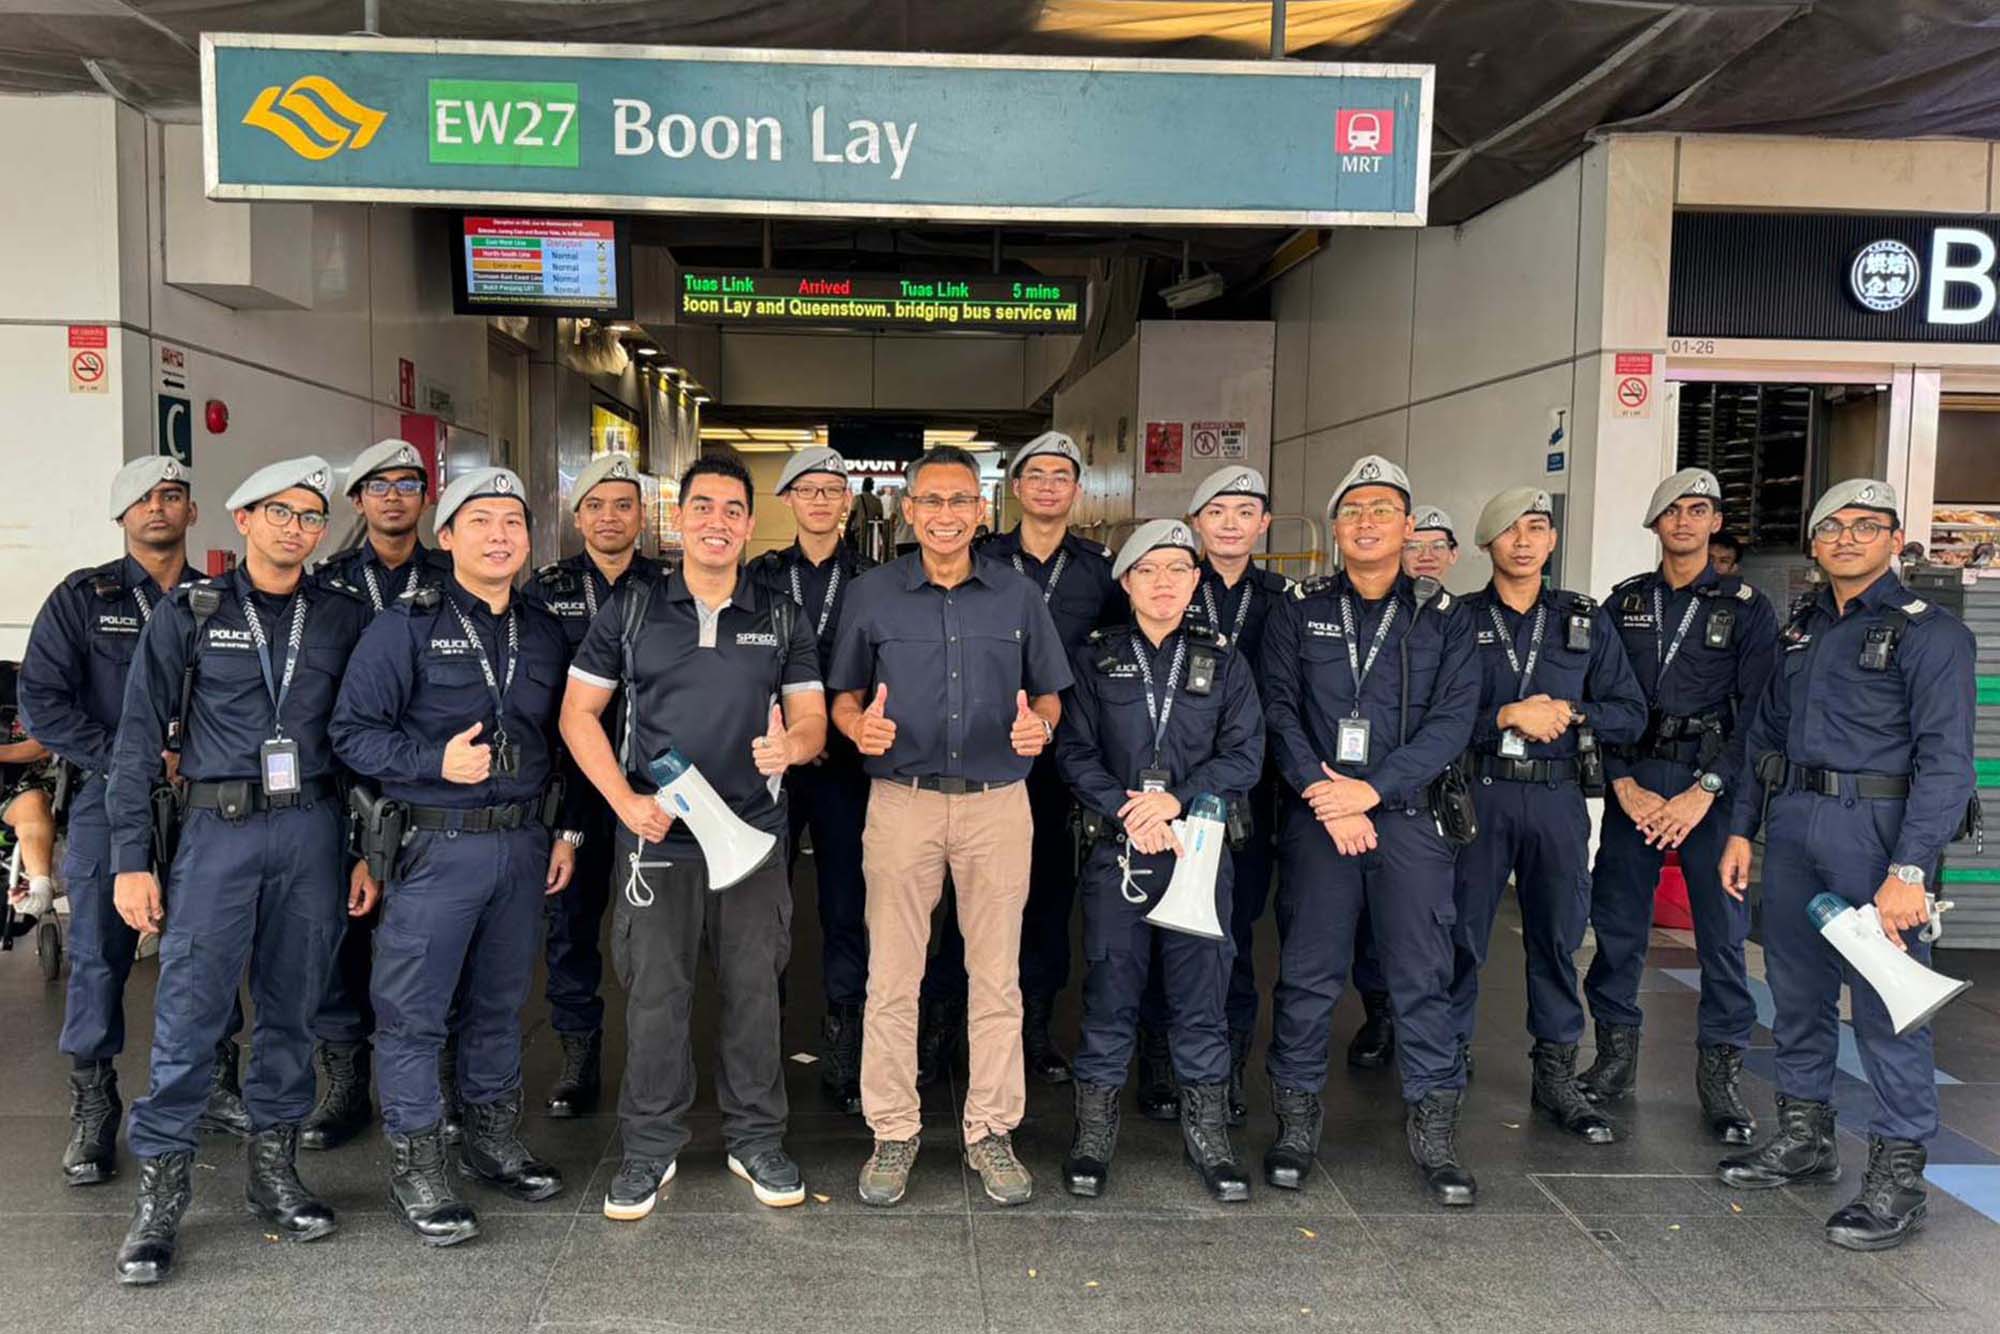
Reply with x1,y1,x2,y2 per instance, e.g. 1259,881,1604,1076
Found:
561,455,823,1221
1056,520,1264,1201
1447,487,1646,1144
1718,479,1974,1252
302,437,452,1151
330,466,579,1247
520,451,667,1120
17,457,257,1185
106,457,372,1285
1581,469,1776,1143
1261,455,1481,1205
746,446,875,1114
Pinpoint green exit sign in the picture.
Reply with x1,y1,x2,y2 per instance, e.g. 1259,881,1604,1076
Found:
429,80,579,167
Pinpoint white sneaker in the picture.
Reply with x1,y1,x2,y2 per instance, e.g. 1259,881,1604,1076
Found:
603,1157,676,1221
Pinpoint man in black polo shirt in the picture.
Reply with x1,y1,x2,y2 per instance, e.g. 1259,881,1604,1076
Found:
561,456,824,1222
827,446,1072,1209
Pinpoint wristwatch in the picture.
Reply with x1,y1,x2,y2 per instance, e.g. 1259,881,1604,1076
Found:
1696,771,1725,796
558,829,586,847
1890,863,1925,886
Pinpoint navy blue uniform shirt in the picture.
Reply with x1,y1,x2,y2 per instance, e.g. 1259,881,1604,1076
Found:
567,567,821,848
329,576,569,810
746,539,873,678
107,567,369,872
520,551,669,656
827,550,1074,783
1604,565,1778,785
1184,560,1292,671
976,527,1126,653
1261,571,1479,808
1056,623,1265,819
1463,586,1647,759
1729,569,1976,869
18,555,196,775
313,540,451,622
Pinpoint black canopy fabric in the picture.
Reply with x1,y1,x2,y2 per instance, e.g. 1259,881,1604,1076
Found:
6,1,1998,222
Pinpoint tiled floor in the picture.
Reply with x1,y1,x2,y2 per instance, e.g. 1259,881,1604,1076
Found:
1,876,1996,1334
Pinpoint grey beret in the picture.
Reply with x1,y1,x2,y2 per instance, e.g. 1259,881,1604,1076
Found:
346,437,427,493
1411,505,1456,539
775,446,848,495
1475,486,1556,548
572,452,644,509
109,455,193,521
1189,466,1268,514
1332,454,1411,507
224,455,334,513
1642,467,1722,526
1112,519,1200,580
437,466,529,530
1010,430,1082,477
1810,478,1901,533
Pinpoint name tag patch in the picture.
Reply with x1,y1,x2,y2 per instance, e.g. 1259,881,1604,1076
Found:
735,631,779,648
546,600,587,617
205,627,255,650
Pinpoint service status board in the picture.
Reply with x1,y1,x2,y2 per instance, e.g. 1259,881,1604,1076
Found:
677,269,1086,332
461,216,620,311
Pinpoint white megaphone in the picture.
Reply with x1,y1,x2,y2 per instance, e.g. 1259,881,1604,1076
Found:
1808,893,1970,1036
1145,794,1228,940
648,748,778,891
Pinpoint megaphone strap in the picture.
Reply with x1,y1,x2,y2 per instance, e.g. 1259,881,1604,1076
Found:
625,851,674,908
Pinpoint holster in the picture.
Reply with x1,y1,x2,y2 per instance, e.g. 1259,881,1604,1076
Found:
537,774,567,831
1956,793,1985,856
1753,749,1787,833
1576,725,1607,799
347,783,409,886
1225,798,1251,851
148,781,185,876
1428,754,1479,848
1072,805,1107,857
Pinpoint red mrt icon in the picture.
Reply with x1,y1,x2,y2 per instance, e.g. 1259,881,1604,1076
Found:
1336,109,1395,155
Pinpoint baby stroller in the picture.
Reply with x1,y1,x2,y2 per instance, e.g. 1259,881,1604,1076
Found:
0,687,67,981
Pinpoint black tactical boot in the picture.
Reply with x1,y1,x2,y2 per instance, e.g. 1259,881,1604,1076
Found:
1225,1028,1252,1128
1825,1137,1927,1251
1181,1081,1250,1202
114,1150,193,1285
1718,1094,1840,1189
1023,992,1073,1085
1135,1026,1179,1121
1406,1089,1477,1207
1531,1041,1618,1144
1578,1022,1640,1105
1346,991,1396,1069
820,1003,864,1114
1063,1081,1120,1198
387,1125,480,1246
197,1040,252,1138
439,1041,465,1143
300,1040,372,1150
63,1062,121,1186
915,998,962,1090
245,1124,337,1242
1696,1044,1757,1146
1263,1083,1322,1190
459,1089,563,1202
544,1030,602,1118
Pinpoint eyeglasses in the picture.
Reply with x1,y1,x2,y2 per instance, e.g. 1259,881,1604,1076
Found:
1019,469,1076,490
790,484,848,502
261,501,329,532
1335,502,1407,526
1403,540,1452,556
909,494,982,514
362,478,425,498
1129,560,1197,580
1811,517,1892,543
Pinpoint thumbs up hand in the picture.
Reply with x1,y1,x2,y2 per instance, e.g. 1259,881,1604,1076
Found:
853,682,898,756
442,720,491,784
1010,689,1051,757
753,701,793,776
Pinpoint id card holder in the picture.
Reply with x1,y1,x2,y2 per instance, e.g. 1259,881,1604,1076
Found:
1498,729,1528,760
259,737,301,796
1138,768,1172,794
1336,716,1372,766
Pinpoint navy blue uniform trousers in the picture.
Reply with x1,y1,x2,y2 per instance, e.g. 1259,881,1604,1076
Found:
1586,756,1754,1047
1137,775,1276,1037
371,825,549,1135
543,799,615,1035
1270,803,1463,1101
127,802,343,1157
1762,789,1940,1143
786,753,870,1008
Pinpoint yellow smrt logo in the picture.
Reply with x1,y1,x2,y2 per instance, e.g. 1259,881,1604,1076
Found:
243,76,386,160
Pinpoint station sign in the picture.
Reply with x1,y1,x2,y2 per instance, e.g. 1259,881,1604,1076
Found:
203,33,1432,226
677,269,1085,332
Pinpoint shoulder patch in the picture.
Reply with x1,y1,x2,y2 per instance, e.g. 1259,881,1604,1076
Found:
1564,591,1597,612
1611,572,1649,593
316,578,365,604
1901,598,1931,617
1735,582,1755,602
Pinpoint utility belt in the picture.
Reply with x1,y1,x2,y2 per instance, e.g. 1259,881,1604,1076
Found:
407,794,558,833
1073,796,1251,857
1473,754,1578,786
184,775,339,817
1753,751,1985,854
1616,706,1730,766
350,780,564,883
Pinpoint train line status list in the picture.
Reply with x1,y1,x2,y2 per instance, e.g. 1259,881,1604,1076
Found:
676,269,1086,332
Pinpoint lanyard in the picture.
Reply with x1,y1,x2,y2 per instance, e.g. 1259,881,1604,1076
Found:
1652,583,1701,679
239,594,306,736
788,558,844,637
1129,630,1188,767
1487,602,1548,701
1338,593,1398,717
448,600,520,744
1202,577,1254,642
132,585,152,623
584,568,602,620
361,564,386,613
1012,547,1068,604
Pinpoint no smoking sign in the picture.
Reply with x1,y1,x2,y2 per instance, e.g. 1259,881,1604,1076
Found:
1611,352,1654,419
67,325,110,395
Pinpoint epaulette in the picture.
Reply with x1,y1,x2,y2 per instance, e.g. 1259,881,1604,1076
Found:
1559,590,1597,613
1413,574,1453,613
315,577,366,604
1898,597,1935,619
404,585,442,611
1693,574,1749,602
1786,591,1816,624
1735,582,1756,602
1611,572,1649,594
1184,620,1229,650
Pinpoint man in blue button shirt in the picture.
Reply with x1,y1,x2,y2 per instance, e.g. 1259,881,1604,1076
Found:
105,457,371,1285
1447,486,1646,1146
331,466,579,1248
1718,478,1976,1252
1581,468,1777,1145
828,445,1071,1209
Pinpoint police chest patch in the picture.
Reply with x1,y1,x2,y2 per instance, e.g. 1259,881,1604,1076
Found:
1102,663,1140,680
546,600,587,617
1619,614,1653,630
1476,628,1498,645
95,614,139,635
735,631,779,648
206,627,255,650
429,638,474,654
1303,619,1342,639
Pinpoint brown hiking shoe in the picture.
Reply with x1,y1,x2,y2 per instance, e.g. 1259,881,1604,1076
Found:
966,1132,1034,1206
858,1137,920,1207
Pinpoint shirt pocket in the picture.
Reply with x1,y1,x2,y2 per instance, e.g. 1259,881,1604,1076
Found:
420,654,489,718
963,629,1026,716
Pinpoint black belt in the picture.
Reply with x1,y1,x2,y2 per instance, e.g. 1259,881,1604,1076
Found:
1615,708,1729,762
407,801,539,833
1788,765,1911,800
906,776,1012,795
185,776,337,816
1473,755,1577,786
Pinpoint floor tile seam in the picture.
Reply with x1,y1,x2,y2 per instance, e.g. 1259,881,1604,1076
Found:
525,1208,588,1332
1527,1169,1671,1311
1337,1197,1447,1332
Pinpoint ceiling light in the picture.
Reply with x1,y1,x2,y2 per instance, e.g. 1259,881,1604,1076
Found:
1159,271,1226,310
633,346,660,357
